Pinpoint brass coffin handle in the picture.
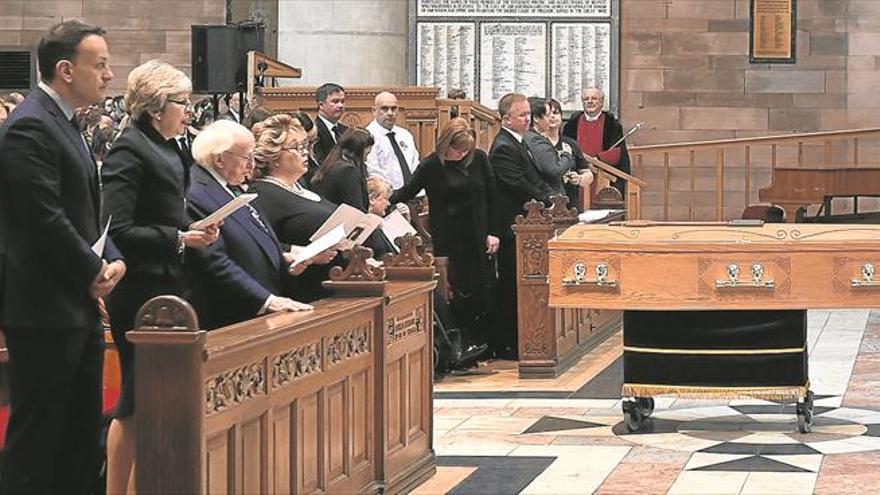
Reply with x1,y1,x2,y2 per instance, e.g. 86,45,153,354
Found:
851,263,880,288
562,262,618,288
715,263,774,290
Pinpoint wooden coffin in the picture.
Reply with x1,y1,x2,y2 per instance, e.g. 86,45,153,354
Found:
548,223,880,310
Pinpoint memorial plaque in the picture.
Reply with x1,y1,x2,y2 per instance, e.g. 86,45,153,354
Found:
750,0,796,63
417,23,477,99
479,23,546,108
552,23,612,111
418,0,611,18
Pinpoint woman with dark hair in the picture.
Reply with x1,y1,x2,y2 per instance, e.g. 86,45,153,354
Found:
391,117,499,355
291,111,321,187
524,97,593,208
310,127,375,212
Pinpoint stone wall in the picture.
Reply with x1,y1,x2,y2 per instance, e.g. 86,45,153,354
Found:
277,0,410,86
620,0,880,220
0,0,226,94
620,0,880,146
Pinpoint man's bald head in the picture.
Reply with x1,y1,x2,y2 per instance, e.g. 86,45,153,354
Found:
373,91,399,130
581,87,605,117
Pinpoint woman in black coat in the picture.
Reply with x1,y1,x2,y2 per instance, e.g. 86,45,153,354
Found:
101,60,219,494
310,127,374,212
391,118,501,349
248,114,340,302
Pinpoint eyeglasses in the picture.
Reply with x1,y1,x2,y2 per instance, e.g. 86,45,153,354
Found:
167,98,193,109
282,141,310,155
223,150,254,162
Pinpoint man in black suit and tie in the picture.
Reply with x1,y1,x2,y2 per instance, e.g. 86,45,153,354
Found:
489,92,554,360
313,82,349,165
0,20,126,494
186,120,314,329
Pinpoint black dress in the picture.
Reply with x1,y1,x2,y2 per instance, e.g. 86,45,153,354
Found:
391,149,500,334
249,180,338,302
102,119,191,418
310,160,370,212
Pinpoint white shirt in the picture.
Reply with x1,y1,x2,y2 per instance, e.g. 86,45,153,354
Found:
318,114,342,143
503,127,524,143
365,120,420,190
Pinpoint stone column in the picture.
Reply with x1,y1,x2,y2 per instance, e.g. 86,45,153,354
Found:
277,0,409,86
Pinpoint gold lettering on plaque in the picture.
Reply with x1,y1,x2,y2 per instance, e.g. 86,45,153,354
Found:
752,0,794,60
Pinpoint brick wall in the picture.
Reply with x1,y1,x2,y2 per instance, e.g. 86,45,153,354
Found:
621,0,880,146
0,0,226,94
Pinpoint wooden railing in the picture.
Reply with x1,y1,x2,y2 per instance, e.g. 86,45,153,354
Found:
628,128,880,221
129,238,436,494
436,98,501,152
514,196,623,378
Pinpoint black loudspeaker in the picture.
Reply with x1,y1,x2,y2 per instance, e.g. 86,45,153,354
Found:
191,23,265,94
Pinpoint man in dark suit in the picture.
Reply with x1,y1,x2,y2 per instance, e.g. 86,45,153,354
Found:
489,92,554,360
0,20,126,494
313,82,349,165
186,120,313,329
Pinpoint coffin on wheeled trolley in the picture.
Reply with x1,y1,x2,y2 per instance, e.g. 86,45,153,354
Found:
548,222,880,432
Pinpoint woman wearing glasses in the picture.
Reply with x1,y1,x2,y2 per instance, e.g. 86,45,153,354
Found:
249,114,340,302
102,59,220,494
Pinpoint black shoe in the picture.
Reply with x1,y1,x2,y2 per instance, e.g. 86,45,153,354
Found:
452,343,489,369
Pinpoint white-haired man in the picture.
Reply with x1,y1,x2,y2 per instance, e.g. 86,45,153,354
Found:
186,120,314,329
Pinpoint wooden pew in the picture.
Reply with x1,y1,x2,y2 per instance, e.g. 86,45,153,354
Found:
128,237,436,494
514,196,624,378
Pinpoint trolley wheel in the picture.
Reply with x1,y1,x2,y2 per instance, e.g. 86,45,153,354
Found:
623,400,644,432
796,390,814,434
637,397,655,418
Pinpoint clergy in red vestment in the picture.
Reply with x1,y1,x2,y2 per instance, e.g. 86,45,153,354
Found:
561,87,631,206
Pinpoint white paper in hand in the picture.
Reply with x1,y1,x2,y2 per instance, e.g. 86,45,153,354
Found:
310,203,383,246
382,210,417,253
91,215,112,256
290,224,345,267
191,193,258,230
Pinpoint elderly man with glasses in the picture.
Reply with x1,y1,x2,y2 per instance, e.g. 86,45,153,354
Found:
562,87,631,202
185,119,314,330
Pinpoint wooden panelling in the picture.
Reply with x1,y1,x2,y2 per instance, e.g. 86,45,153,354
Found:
351,369,371,468
297,391,322,493
515,199,624,378
325,379,348,485
239,415,266,494
271,405,291,495
385,357,405,452
206,432,230,495
259,87,500,158
130,256,436,495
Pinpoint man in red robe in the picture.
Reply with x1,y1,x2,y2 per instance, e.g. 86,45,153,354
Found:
562,88,630,204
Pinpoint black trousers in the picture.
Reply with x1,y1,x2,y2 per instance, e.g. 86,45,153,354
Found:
491,237,518,355
0,324,104,495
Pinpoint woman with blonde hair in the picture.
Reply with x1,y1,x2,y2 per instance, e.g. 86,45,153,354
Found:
102,59,220,494
248,113,340,302
391,117,499,356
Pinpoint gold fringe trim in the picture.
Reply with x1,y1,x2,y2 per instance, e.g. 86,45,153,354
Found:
622,382,810,401
623,345,806,356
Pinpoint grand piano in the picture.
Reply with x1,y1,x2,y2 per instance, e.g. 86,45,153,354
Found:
758,167,880,222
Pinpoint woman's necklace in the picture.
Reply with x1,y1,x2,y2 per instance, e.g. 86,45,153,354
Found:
256,175,321,202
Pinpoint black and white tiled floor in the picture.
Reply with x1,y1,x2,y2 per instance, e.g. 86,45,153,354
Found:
416,310,880,494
